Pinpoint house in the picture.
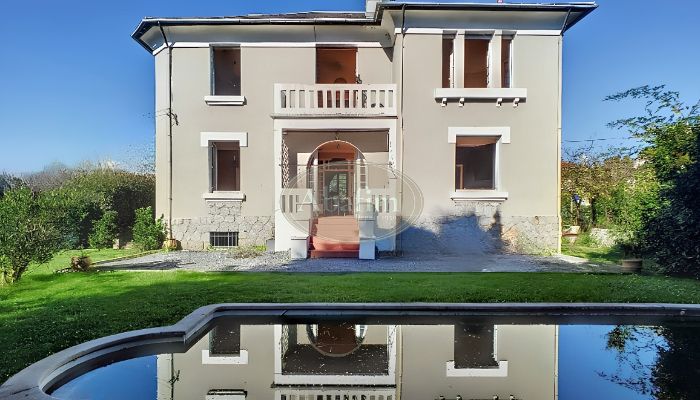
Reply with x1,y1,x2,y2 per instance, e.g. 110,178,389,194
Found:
132,1,596,258
156,320,558,399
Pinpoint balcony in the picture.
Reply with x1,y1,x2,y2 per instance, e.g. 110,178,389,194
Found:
274,83,397,117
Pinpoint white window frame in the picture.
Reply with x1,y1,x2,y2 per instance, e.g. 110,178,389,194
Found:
435,31,526,105
201,132,247,201
501,34,515,89
206,46,245,106
446,325,508,377
448,127,509,201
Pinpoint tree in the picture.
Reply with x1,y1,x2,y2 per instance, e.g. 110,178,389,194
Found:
606,85,699,275
561,147,635,228
0,173,23,197
0,187,61,283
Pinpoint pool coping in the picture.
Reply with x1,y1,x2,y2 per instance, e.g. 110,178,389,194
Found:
2,302,700,399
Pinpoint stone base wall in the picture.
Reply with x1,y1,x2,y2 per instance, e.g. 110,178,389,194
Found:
171,201,274,250
400,201,559,255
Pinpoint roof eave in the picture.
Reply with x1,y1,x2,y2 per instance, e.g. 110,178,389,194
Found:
132,2,598,52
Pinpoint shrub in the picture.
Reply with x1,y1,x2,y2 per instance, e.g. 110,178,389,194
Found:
0,187,62,283
228,245,267,259
50,168,155,248
132,206,165,251
70,254,93,272
89,210,118,249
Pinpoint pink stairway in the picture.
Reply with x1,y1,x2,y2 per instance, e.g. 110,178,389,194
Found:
309,216,360,258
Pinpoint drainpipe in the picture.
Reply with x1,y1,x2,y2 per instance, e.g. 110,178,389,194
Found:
556,11,570,253
397,4,406,254
158,22,174,239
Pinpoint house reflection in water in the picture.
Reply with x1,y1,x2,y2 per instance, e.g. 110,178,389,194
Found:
156,320,558,400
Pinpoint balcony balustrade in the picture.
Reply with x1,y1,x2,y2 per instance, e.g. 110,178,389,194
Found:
274,83,397,117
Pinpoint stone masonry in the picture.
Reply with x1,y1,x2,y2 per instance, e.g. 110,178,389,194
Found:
171,201,274,250
400,201,559,255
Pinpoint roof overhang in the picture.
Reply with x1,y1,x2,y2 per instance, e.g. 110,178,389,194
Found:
132,2,597,53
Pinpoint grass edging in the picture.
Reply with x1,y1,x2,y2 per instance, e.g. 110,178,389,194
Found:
91,249,163,266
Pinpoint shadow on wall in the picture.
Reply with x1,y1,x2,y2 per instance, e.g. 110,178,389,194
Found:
398,211,503,256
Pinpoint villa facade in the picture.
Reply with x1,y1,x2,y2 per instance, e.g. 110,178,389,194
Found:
156,321,558,399
132,1,596,258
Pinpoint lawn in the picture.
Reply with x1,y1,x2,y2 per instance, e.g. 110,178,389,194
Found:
1,249,700,382
561,242,624,265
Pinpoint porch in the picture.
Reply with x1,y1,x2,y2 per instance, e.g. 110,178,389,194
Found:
274,128,399,259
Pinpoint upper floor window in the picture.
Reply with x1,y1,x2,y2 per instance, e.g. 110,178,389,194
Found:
501,37,512,88
212,47,241,96
455,136,497,190
440,35,515,90
316,47,357,84
464,37,489,88
211,142,240,192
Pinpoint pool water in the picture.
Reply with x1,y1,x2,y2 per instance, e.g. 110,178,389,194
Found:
51,317,700,400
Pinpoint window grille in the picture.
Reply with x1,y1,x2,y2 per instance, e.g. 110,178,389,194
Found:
210,232,238,247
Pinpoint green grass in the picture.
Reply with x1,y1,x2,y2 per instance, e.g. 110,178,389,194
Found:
561,242,624,265
1,249,700,382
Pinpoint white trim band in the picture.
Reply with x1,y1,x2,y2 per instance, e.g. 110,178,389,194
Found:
202,192,246,201
200,131,248,147
435,87,527,102
202,349,249,365
451,191,509,201
205,95,246,106
448,126,511,143
445,360,509,377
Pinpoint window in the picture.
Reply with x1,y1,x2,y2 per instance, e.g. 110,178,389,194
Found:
316,47,357,84
210,232,238,247
212,47,241,96
442,36,455,88
453,324,499,369
211,142,240,192
210,320,241,355
464,38,489,88
501,37,512,88
455,136,497,190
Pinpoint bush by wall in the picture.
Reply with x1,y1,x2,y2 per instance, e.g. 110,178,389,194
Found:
132,206,165,251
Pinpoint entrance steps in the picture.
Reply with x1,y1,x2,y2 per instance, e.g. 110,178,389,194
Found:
309,216,359,258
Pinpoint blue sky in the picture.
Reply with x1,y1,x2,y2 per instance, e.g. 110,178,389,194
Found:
0,0,698,173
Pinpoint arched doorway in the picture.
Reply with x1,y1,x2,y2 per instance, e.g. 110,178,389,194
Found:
307,140,364,217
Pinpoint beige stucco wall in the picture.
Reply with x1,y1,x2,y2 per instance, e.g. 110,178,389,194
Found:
399,33,560,217
152,22,562,251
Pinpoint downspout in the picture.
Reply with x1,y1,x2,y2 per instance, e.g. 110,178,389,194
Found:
398,4,406,254
158,22,174,240
555,10,570,253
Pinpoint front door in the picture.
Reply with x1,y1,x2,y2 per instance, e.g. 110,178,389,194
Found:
320,160,354,216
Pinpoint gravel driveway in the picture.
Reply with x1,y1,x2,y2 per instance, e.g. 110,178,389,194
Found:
97,250,620,273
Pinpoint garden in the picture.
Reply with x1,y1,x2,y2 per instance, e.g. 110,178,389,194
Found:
0,86,699,382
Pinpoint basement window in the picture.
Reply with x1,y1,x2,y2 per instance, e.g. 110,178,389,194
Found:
210,142,240,192
455,136,497,190
464,38,489,88
210,232,238,248
212,47,241,96
501,37,512,88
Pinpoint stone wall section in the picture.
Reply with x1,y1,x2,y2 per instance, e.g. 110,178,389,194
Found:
400,201,559,255
171,201,274,250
